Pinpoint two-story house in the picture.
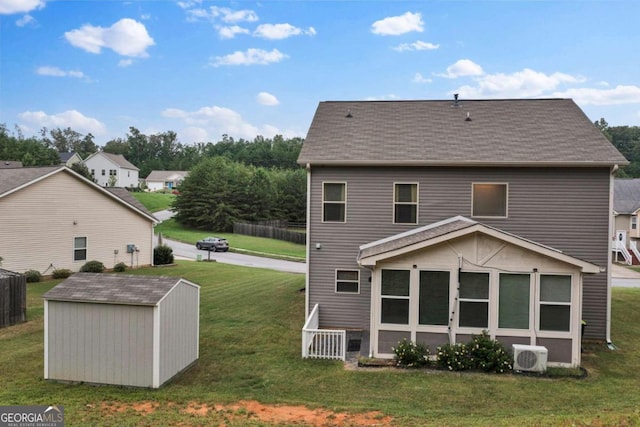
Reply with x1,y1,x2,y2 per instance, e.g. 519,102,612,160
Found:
612,178,640,264
298,98,627,368
84,152,139,188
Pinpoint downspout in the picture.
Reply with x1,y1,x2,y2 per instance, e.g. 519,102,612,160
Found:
304,164,311,320
606,165,618,350
356,256,376,358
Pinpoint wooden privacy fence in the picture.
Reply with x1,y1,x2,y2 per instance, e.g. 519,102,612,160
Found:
0,269,26,328
233,222,306,245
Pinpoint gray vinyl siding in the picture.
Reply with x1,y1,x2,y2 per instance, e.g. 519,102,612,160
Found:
47,301,154,387
308,166,611,339
159,282,199,385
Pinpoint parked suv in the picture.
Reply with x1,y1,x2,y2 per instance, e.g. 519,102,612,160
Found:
196,237,229,252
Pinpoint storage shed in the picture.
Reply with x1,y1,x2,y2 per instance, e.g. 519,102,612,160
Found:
43,273,200,388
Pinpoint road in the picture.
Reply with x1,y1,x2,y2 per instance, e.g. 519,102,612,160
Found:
153,210,306,274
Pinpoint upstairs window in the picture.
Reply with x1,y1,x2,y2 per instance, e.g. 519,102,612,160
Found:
336,270,359,293
632,216,637,230
90,169,95,176
472,183,508,218
394,183,418,224
323,182,346,222
74,237,87,261
101,169,105,176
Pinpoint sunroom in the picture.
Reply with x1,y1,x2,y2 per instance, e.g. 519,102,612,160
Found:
357,216,601,368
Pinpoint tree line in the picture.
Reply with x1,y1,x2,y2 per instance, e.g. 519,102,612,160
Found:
595,119,640,177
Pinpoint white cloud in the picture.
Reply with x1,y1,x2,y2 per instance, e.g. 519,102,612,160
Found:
16,13,34,26
551,85,640,105
393,40,439,52
0,0,45,14
371,12,423,36
218,25,250,39
36,66,87,80
161,105,283,140
210,48,288,67
253,23,316,40
437,59,484,78
65,18,154,57
413,73,432,84
18,110,106,135
186,6,258,24
118,59,134,67
455,68,585,98
256,92,280,106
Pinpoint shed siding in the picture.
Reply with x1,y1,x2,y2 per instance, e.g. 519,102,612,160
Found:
308,166,611,339
159,282,199,385
47,301,154,387
0,172,153,273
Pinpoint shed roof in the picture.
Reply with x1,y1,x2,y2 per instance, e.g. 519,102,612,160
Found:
43,273,197,306
614,178,640,214
298,98,628,167
145,170,188,181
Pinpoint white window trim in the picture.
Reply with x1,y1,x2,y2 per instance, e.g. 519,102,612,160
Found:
631,216,637,230
537,273,573,335
73,236,87,262
379,268,411,326
496,273,533,332
393,182,419,224
321,181,347,223
335,269,360,294
471,182,509,219
457,270,490,330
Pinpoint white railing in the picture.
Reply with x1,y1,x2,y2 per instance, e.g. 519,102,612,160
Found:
612,239,633,265
631,241,640,264
302,304,346,361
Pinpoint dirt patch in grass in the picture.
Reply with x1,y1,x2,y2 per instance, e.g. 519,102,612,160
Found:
98,400,392,426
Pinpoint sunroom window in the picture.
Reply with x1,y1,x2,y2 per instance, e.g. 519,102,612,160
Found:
419,270,450,325
539,275,571,332
381,269,410,324
498,273,530,329
458,272,489,328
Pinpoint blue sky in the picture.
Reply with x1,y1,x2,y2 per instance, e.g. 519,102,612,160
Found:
1,0,639,145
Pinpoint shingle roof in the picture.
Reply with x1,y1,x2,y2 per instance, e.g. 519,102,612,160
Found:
43,273,183,305
614,179,640,214
59,152,78,162
145,170,188,181
0,160,23,168
88,152,139,170
298,98,628,166
104,187,156,218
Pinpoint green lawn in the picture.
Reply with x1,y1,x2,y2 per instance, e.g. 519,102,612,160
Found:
1,263,639,426
131,192,175,212
156,218,306,260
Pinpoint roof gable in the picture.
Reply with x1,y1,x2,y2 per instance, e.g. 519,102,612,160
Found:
42,273,198,305
298,99,628,167
85,152,139,170
0,166,156,222
357,216,601,273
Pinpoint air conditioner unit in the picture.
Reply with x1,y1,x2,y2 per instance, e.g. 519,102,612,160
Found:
512,344,548,373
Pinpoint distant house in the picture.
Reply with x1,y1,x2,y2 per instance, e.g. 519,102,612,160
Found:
612,178,640,264
43,273,200,388
58,152,82,167
298,98,627,368
0,166,157,273
0,161,23,168
145,170,188,192
83,152,139,188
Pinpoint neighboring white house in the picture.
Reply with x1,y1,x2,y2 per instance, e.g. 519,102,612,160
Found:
145,170,188,192
84,152,139,188
0,166,157,273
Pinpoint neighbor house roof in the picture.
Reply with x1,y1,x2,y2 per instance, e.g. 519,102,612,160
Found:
43,273,196,306
145,170,188,181
59,152,81,163
0,166,156,222
614,178,640,214
298,98,628,167
357,216,601,273
0,160,23,168
84,152,139,170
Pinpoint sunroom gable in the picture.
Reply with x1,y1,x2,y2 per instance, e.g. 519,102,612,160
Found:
357,216,601,274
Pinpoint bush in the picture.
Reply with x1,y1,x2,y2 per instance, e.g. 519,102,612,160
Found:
52,269,72,279
80,260,105,273
24,269,42,283
154,244,174,265
436,331,513,373
393,338,430,368
113,262,127,272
